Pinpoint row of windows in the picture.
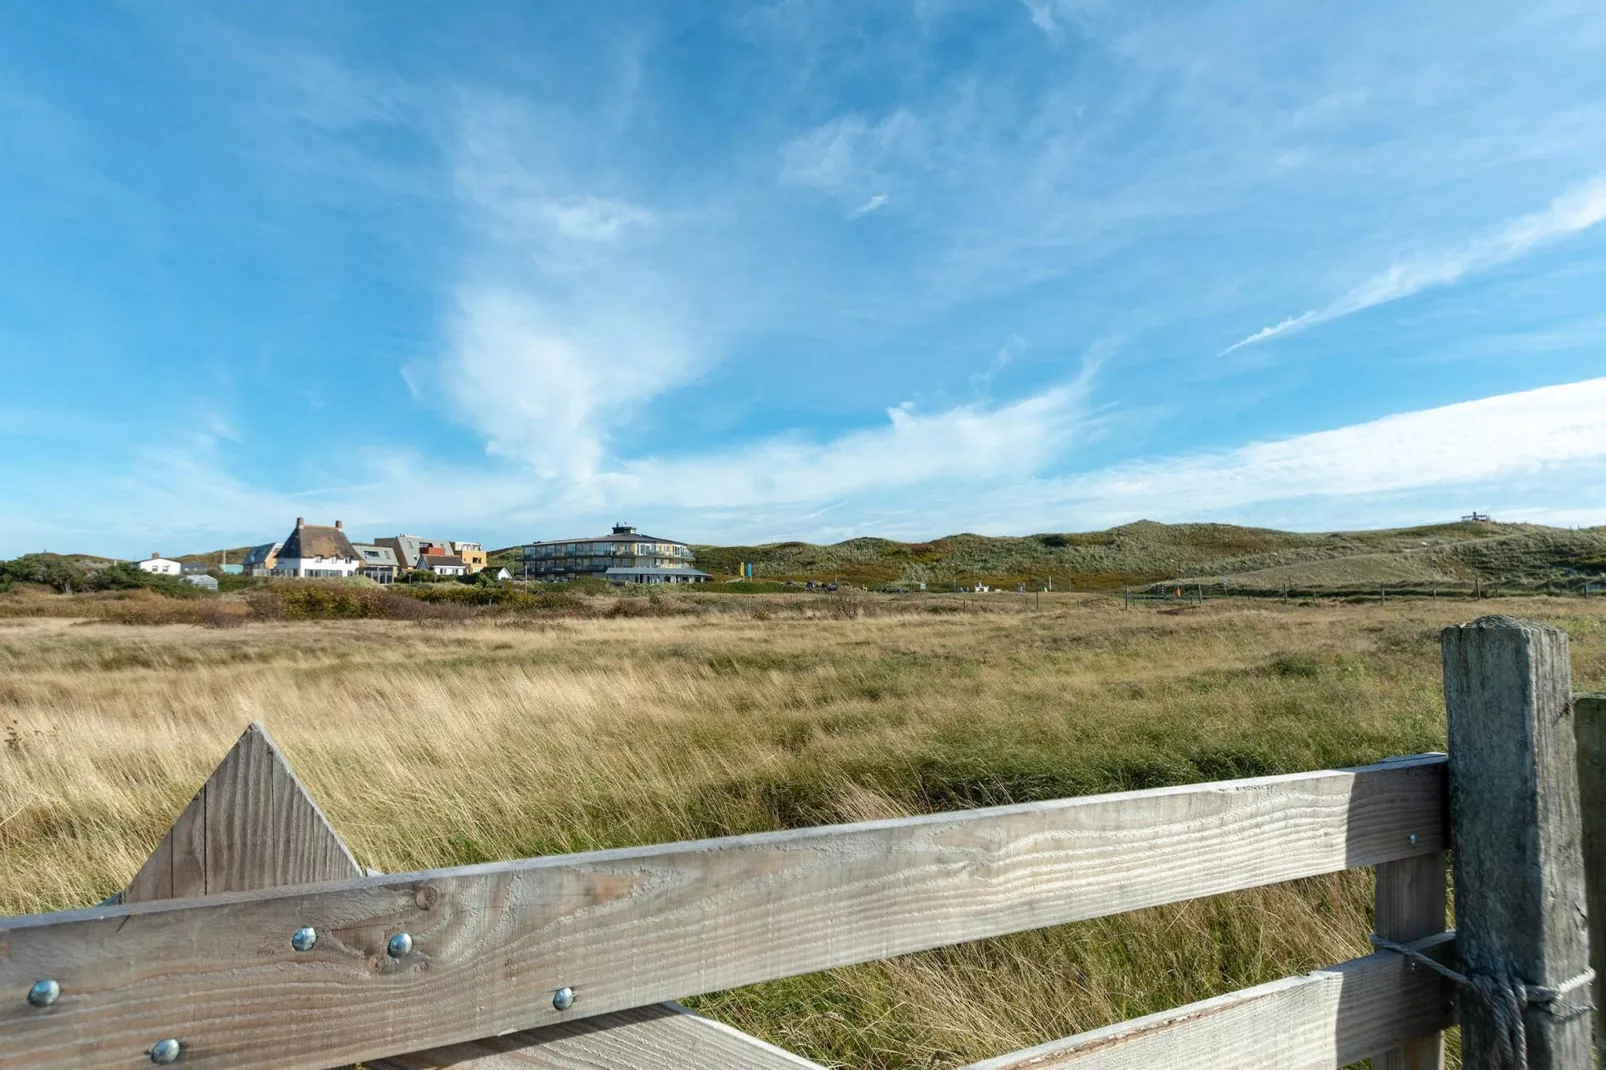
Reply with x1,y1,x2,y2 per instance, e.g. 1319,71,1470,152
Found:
525,542,693,559
531,558,694,572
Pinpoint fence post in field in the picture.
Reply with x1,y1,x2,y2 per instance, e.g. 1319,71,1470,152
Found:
1373,849,1448,1070
1574,693,1605,1058
1442,616,1593,1070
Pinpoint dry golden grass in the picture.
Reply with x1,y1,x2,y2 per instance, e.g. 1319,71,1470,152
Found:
3,594,1604,1067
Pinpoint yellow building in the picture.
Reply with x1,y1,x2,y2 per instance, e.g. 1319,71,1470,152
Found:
450,541,487,572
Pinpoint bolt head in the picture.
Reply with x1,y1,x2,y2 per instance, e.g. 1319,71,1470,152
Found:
150,1038,182,1064
290,927,317,953
27,979,60,1007
1408,833,1418,845
387,932,413,958
552,986,575,1011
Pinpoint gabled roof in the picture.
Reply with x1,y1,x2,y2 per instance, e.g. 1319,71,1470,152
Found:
280,524,359,562
376,535,449,568
241,543,282,567
420,554,466,568
351,544,400,567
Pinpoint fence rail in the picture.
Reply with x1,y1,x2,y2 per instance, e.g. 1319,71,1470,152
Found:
1,615,1600,1070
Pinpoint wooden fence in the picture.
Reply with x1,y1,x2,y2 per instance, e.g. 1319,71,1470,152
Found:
1,615,1601,1069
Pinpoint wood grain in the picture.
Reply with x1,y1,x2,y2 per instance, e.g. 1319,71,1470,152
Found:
371,1002,822,1069
119,723,822,1069
958,934,1457,1070
1573,693,1605,1059
123,722,362,903
1443,617,1592,1070
0,756,1447,1070
1372,853,1448,1070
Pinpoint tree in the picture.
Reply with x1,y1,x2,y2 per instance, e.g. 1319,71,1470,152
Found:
0,554,88,594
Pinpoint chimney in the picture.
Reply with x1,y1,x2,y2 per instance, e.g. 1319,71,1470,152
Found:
335,520,343,530
151,552,160,560
296,517,305,528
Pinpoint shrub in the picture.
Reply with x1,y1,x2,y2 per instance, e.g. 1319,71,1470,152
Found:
85,563,199,598
2,554,88,594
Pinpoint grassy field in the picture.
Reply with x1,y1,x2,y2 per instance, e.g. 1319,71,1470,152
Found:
3,593,1603,1066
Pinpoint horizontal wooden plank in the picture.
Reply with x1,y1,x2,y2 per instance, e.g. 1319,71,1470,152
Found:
370,1002,824,1069
960,933,1458,1070
0,755,1446,1070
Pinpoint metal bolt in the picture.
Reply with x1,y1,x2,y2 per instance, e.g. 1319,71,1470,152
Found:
387,932,413,958
290,926,317,952
150,1038,182,1064
552,986,575,1011
26,979,60,1007
1408,833,1418,845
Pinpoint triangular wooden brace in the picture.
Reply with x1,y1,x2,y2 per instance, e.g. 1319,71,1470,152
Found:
123,722,362,903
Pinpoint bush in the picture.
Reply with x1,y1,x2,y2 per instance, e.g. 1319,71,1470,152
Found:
1,554,88,594
84,563,203,598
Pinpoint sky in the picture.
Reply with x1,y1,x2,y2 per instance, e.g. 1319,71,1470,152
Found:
2,1,1605,558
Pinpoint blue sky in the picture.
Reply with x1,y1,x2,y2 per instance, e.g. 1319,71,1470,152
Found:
3,1,1606,558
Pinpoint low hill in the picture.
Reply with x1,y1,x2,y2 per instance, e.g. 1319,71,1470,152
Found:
691,520,1606,590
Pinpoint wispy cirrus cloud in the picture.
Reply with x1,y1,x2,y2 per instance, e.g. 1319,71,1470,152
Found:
847,193,888,219
1224,175,1606,354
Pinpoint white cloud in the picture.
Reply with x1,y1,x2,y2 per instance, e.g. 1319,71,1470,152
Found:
453,101,656,263
437,98,706,489
542,196,655,242
1020,1,1057,36
781,111,921,197
441,286,697,483
847,193,889,219
605,376,1096,509
1045,377,1606,518
1225,175,1606,353
1018,0,1109,38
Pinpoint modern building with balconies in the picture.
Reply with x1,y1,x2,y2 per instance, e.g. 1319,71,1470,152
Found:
521,524,711,584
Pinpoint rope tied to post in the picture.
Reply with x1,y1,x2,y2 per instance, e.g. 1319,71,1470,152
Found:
1368,933,1596,1070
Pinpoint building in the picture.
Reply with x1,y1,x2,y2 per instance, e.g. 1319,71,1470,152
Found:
374,535,487,574
135,553,183,577
487,566,512,581
418,553,468,577
451,541,487,572
522,524,711,584
350,543,401,584
181,574,219,591
241,543,282,577
272,518,362,579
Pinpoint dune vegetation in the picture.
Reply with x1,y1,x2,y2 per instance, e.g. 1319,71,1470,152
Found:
683,519,1606,592
4,593,1604,1067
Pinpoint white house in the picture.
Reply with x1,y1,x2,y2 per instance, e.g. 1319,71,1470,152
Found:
271,518,363,579
417,552,468,577
135,553,183,577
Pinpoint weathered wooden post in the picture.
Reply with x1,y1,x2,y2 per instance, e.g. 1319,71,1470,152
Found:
1374,846,1448,1070
1574,693,1605,1059
1442,617,1593,1070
